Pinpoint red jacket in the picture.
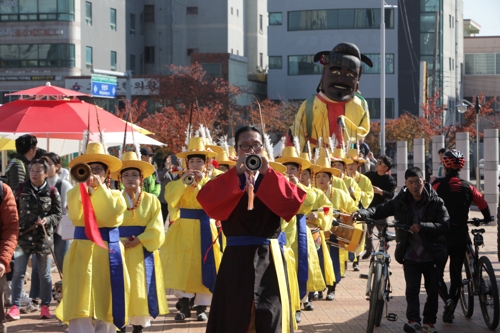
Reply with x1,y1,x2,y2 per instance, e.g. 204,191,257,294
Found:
0,183,19,273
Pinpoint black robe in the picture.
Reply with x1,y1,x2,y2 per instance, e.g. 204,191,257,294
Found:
197,167,305,333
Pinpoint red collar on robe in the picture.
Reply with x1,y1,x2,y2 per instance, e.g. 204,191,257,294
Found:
317,93,348,149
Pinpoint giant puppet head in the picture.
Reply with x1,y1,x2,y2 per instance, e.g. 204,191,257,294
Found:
314,42,373,102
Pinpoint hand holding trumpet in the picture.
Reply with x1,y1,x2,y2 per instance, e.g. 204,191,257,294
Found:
235,154,269,175
182,169,203,185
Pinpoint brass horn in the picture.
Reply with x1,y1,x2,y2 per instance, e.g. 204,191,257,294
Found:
70,163,92,183
245,154,262,171
183,174,196,186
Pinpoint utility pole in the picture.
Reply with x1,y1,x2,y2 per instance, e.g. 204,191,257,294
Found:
431,11,439,98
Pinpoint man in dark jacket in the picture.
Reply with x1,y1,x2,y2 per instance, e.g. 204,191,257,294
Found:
362,155,397,258
354,167,449,333
5,135,38,191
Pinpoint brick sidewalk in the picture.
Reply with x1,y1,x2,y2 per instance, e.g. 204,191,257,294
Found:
6,210,500,332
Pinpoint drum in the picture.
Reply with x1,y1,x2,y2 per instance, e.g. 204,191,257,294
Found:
328,215,366,252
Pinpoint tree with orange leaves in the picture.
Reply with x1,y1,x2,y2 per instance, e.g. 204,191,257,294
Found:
248,99,300,138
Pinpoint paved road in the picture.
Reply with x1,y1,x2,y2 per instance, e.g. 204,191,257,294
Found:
7,210,500,332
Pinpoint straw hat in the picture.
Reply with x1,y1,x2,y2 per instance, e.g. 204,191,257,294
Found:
206,145,224,155
69,142,122,173
315,148,342,177
215,151,236,167
176,137,217,159
228,146,237,158
300,152,321,173
276,147,311,170
260,149,287,173
345,148,366,163
331,148,353,165
111,151,155,180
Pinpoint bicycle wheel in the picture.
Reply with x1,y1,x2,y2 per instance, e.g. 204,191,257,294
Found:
478,256,499,329
366,261,383,333
460,255,474,318
374,265,387,327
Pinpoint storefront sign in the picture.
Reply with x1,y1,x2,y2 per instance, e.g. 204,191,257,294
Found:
0,75,55,81
0,28,63,37
65,77,158,96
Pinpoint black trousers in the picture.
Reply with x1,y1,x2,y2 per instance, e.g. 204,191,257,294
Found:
160,202,169,225
403,260,439,324
438,231,468,303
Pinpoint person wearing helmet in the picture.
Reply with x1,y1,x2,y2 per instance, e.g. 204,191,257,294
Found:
432,149,492,324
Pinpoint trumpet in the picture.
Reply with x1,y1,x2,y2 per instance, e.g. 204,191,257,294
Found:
245,154,262,171
182,173,196,186
70,163,92,183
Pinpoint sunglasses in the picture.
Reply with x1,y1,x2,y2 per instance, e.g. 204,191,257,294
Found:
377,161,387,167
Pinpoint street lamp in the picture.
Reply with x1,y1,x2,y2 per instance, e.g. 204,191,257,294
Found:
457,96,481,190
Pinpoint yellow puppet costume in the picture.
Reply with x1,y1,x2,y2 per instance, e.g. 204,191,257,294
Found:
56,143,129,331
113,152,169,328
345,151,374,209
160,137,222,321
292,92,370,151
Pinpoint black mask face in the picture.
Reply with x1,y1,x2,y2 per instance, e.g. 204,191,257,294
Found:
321,54,360,102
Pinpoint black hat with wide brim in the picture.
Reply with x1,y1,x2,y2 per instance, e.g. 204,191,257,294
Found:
314,42,374,68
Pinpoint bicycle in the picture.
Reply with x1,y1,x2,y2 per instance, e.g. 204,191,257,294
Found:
459,217,499,329
356,217,409,333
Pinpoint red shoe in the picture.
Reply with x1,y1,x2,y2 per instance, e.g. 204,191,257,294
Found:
40,305,51,319
6,305,20,321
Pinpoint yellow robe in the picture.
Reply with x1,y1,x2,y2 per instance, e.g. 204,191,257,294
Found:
331,176,349,194
56,185,129,324
292,93,370,151
281,183,325,311
323,185,358,279
160,177,222,293
342,175,361,205
121,192,169,319
352,171,374,209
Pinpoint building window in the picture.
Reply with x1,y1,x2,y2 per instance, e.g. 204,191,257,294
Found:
110,51,116,70
259,53,263,68
259,14,263,33
144,5,154,22
269,56,282,69
361,54,394,74
288,55,322,75
0,0,75,22
130,54,135,74
85,1,92,25
144,46,154,64
231,7,233,15
237,9,239,17
465,53,500,75
236,50,239,55
86,46,92,66
130,13,135,35
110,8,116,31
365,98,395,119
187,7,198,15
0,43,75,68
187,48,198,56
269,12,282,25
201,63,221,78
288,8,394,31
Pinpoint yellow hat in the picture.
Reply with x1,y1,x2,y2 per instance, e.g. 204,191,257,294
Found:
111,151,155,180
300,152,321,173
315,148,341,177
276,147,311,170
215,151,236,167
345,148,366,163
206,145,224,155
69,142,122,173
331,148,353,165
176,137,217,159
260,149,287,174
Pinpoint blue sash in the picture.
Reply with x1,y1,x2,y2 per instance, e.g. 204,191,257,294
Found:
179,208,216,294
329,236,342,285
118,226,159,318
74,226,126,329
296,214,308,299
226,232,287,249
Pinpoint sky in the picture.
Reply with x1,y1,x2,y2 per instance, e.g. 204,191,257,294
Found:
462,0,500,36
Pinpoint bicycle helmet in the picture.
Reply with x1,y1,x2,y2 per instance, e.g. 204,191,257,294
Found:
442,149,465,170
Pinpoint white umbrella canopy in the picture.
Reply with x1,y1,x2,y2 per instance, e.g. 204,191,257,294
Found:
0,132,165,156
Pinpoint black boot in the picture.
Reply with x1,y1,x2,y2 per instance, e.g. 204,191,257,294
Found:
196,305,208,321
326,284,336,301
117,327,126,333
132,325,143,333
175,297,191,321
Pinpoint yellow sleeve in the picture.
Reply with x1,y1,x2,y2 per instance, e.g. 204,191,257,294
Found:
358,175,374,209
296,183,315,214
67,186,83,226
164,178,187,209
137,194,165,252
332,177,349,194
345,177,361,205
341,96,370,141
90,186,127,227
292,100,308,151
313,189,333,231
341,192,359,214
